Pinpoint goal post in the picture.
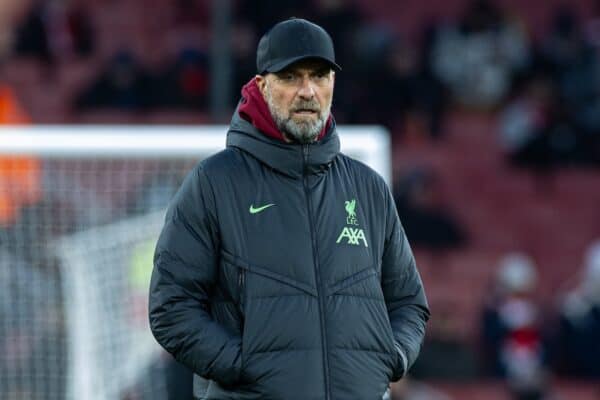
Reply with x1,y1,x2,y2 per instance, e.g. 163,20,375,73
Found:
0,124,391,400
0,125,391,183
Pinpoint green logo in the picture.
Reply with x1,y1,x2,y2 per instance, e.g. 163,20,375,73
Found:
336,227,368,247
337,199,368,247
345,199,358,225
249,203,275,214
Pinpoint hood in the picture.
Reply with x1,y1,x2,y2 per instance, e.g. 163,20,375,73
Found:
227,108,340,179
238,78,287,142
238,78,331,142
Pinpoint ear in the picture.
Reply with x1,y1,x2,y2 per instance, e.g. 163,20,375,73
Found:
255,74,267,96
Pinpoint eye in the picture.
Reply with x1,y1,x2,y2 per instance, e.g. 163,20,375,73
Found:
312,70,330,82
279,73,296,82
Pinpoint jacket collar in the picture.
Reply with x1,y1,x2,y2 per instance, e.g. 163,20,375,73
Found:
227,109,340,179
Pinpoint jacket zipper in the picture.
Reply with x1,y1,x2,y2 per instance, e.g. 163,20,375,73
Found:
303,145,331,400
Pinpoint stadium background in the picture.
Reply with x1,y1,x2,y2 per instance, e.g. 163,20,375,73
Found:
1,0,600,399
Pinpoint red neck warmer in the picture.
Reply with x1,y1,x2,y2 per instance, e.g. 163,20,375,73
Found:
238,78,331,142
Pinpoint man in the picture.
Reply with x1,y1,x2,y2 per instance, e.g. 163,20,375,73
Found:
555,240,600,377
149,18,429,400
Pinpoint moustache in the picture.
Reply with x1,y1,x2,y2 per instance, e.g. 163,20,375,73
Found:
291,101,320,113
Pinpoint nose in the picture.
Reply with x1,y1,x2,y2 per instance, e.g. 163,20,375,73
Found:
297,77,316,99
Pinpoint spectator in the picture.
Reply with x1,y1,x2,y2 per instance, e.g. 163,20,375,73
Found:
312,0,363,73
499,75,556,168
540,6,591,79
500,75,549,154
359,37,419,130
230,23,257,108
75,50,152,111
310,1,368,123
155,46,210,110
554,240,600,378
12,0,52,64
342,23,395,123
394,167,466,251
480,253,550,400
237,0,308,37
65,0,95,58
14,0,95,64
0,0,25,54
500,71,590,172
539,6,600,167
366,32,447,139
409,23,448,139
432,0,529,108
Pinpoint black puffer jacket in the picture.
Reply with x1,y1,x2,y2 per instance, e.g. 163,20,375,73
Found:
149,112,430,400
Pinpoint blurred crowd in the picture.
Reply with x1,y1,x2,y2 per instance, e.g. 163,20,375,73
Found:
2,0,600,399
3,0,599,166
409,242,600,400
479,245,600,399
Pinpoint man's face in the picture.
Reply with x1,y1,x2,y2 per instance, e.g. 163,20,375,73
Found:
257,59,335,143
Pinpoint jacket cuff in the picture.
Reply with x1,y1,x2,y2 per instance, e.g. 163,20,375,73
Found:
393,342,408,380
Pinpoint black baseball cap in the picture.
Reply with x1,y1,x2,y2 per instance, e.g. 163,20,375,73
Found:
256,18,341,74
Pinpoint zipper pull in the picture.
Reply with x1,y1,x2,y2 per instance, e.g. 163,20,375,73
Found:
303,145,309,174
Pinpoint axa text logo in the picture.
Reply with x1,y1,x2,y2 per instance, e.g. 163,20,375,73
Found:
336,199,368,247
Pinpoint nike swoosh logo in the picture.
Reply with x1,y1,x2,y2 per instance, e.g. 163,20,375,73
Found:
249,203,275,214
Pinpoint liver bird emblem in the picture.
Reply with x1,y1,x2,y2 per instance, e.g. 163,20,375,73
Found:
345,199,356,219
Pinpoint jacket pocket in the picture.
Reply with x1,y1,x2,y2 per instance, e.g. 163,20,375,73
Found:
328,266,378,296
220,249,319,388
221,249,317,297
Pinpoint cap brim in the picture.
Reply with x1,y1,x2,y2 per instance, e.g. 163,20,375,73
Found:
264,55,341,73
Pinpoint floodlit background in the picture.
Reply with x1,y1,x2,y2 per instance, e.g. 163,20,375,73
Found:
1,0,600,399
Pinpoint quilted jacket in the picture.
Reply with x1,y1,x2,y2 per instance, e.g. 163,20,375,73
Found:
149,111,430,400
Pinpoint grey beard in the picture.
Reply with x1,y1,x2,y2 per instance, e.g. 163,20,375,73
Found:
264,89,330,144
275,112,326,144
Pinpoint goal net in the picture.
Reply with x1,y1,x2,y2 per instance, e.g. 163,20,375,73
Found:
0,125,390,400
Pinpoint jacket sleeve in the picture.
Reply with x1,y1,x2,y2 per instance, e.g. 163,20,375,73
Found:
148,165,242,385
381,186,430,381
